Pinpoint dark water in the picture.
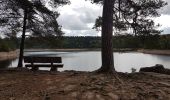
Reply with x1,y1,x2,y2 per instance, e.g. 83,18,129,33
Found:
1,51,170,72
0,59,12,69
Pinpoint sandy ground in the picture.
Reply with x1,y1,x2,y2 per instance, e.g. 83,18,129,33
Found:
0,50,18,61
138,49,170,55
0,69,170,100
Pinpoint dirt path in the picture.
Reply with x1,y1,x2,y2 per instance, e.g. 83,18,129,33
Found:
0,70,170,100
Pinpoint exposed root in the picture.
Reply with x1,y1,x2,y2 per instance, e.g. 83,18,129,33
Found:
93,67,124,85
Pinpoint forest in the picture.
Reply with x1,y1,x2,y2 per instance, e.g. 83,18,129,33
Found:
1,34,170,51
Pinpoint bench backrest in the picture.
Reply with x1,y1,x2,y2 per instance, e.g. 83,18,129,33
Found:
24,56,62,63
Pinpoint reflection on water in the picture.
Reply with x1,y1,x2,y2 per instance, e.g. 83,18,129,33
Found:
1,51,170,72
0,60,11,69
0,59,19,69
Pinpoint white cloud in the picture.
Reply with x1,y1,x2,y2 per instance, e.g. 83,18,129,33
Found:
58,13,90,30
155,15,170,28
62,29,100,36
57,0,170,36
57,0,102,36
154,0,170,34
154,15,170,34
159,0,170,15
162,27,170,34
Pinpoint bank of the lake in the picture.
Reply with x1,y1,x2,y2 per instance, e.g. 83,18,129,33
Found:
24,48,101,52
138,49,170,55
0,50,18,61
2,49,170,72
0,69,169,100
24,49,170,55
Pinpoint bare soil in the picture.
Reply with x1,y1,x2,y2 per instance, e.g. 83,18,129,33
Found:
0,69,170,100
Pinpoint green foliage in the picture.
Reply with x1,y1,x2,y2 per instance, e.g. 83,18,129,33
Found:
1,35,170,50
92,0,167,36
0,0,69,37
63,36,101,48
159,35,170,49
24,36,101,49
0,37,18,52
113,34,140,48
0,43,10,52
21,35,170,50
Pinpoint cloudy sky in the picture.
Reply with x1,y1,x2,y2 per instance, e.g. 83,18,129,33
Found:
57,0,170,36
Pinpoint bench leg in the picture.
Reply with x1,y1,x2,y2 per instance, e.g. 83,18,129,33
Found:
50,67,57,71
31,66,39,71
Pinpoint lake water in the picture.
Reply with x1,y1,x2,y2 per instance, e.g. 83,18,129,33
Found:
1,51,170,72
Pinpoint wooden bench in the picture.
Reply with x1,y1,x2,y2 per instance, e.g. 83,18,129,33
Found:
24,56,63,71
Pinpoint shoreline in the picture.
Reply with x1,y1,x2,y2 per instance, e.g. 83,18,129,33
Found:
24,48,101,52
25,48,170,56
24,48,136,52
0,50,19,61
1,49,170,62
138,49,170,55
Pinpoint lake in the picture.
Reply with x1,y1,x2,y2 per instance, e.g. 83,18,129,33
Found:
1,51,170,72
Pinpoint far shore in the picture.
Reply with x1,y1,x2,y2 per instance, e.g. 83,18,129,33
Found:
23,48,170,55
0,50,18,61
1,49,170,62
24,48,101,52
138,49,170,55
24,48,137,52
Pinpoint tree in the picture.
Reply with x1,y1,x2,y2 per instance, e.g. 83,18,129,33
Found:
93,0,167,35
91,0,167,73
97,0,116,73
0,0,22,36
1,0,69,67
17,6,27,68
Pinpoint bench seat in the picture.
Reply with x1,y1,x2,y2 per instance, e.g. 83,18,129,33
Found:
24,56,63,71
25,64,63,67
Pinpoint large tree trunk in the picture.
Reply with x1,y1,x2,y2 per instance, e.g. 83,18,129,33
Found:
97,0,115,73
17,9,28,68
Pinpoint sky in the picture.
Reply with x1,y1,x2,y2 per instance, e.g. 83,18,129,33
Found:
57,0,170,36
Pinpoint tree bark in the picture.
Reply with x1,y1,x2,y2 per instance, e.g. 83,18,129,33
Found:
97,0,115,73
17,9,28,68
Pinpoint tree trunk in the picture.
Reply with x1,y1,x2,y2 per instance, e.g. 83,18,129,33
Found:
17,9,28,68
97,0,115,73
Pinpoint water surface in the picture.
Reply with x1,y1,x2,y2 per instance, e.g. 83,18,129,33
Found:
1,51,170,72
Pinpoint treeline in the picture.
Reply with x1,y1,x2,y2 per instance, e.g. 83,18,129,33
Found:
24,36,101,49
0,38,18,52
24,35,170,50
1,34,170,51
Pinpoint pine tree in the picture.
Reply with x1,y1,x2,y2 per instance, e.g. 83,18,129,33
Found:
0,0,69,67
91,0,167,73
